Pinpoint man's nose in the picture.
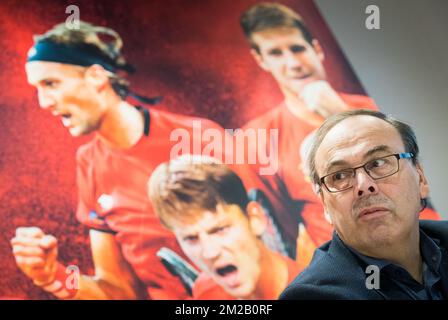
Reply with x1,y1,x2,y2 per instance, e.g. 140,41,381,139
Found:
284,50,302,69
201,237,221,260
354,169,379,198
37,89,55,110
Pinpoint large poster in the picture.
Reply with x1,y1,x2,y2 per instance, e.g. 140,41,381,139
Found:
0,0,439,300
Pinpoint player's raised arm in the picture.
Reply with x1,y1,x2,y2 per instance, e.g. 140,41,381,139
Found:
11,228,145,299
73,230,146,299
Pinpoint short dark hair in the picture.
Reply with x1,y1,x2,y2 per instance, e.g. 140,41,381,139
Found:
148,155,249,229
307,109,420,191
240,2,314,53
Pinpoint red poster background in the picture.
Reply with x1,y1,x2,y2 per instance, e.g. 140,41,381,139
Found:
0,0,366,299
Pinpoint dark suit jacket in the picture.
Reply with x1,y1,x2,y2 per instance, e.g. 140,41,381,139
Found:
280,220,448,300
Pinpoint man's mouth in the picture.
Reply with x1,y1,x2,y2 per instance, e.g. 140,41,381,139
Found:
291,74,311,80
61,114,72,127
215,264,240,288
358,207,390,220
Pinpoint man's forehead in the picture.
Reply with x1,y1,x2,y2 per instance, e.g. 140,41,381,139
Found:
316,116,404,170
173,207,235,235
252,27,307,45
26,61,84,83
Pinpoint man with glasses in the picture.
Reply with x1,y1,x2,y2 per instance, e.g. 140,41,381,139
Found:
280,109,448,299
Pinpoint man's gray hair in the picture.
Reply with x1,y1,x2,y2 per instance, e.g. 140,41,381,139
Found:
307,109,420,192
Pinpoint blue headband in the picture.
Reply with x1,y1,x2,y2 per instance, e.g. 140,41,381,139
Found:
27,40,134,73
26,40,165,104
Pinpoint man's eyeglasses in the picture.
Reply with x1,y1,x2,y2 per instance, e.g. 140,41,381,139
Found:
319,153,414,193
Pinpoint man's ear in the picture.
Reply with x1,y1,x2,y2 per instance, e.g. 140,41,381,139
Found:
246,201,268,236
312,183,321,195
250,48,270,72
324,210,333,225
318,189,333,225
84,64,109,92
415,162,430,199
311,39,325,62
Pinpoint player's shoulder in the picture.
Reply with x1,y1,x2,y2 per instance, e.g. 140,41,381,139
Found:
339,93,378,110
76,137,100,164
283,254,303,282
149,107,223,132
242,105,284,130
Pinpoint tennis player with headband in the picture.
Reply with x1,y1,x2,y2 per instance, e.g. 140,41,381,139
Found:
11,20,248,300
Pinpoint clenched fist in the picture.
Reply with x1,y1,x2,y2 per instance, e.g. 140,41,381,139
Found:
300,80,349,118
11,227,58,286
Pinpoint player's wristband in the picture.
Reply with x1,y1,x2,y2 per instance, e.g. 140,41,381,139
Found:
35,264,79,299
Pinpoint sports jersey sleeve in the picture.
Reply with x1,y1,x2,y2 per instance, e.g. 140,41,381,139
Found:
421,207,441,220
75,146,113,233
